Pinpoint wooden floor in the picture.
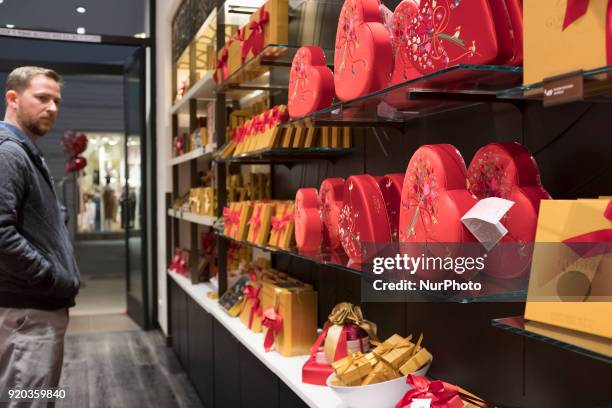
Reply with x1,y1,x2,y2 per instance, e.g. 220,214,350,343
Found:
58,330,204,408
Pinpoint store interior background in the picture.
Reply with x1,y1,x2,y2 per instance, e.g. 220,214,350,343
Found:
0,0,148,329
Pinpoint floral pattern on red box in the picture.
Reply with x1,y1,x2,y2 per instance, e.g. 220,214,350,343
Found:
468,142,551,278
379,173,404,242
399,144,477,267
389,0,421,85
288,46,335,118
334,0,393,101
339,175,392,264
406,0,499,75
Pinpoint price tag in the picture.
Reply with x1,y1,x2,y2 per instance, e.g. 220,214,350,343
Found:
410,399,432,408
543,70,583,107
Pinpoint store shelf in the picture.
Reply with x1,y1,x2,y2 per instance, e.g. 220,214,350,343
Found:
168,209,218,227
492,316,612,365
216,44,333,100
497,65,612,103
169,145,216,166
217,234,527,303
167,270,345,408
171,72,216,115
282,65,523,128
217,147,355,164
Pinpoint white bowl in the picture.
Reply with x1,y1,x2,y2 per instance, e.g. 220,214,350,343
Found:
326,359,432,408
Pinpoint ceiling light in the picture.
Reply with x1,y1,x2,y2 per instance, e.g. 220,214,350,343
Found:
133,32,146,38
6,24,15,29
0,1,5,4
76,27,86,34
76,6,86,13
102,137,109,143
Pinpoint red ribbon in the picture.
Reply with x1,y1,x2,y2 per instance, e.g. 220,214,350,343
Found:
243,285,262,329
223,207,240,236
262,306,282,352
271,206,292,247
249,205,263,240
243,6,270,59
562,0,612,64
562,200,612,258
308,323,350,362
396,375,464,408
214,47,229,83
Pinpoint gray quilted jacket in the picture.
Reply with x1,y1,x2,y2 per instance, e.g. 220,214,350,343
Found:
0,126,79,309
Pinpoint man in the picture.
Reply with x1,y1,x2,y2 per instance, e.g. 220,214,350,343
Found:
0,67,80,401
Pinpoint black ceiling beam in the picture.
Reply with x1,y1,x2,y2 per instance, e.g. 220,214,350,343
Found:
0,60,124,76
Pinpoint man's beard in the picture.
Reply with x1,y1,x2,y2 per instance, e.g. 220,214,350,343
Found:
19,114,53,137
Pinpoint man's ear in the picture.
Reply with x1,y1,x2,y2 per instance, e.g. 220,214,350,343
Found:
5,90,18,108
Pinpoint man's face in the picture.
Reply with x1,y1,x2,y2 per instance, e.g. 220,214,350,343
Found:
11,75,62,137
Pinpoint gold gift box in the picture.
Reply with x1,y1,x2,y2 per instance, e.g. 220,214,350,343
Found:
524,0,612,84
244,0,288,60
247,201,275,245
261,280,317,356
268,201,294,249
235,201,253,241
399,347,432,376
525,199,612,339
189,188,202,214
239,282,263,333
199,187,215,216
332,352,372,385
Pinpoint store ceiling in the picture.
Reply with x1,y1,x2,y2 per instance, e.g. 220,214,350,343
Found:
0,0,146,37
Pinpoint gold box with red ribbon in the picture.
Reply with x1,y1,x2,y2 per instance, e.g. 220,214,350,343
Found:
247,201,275,245
268,201,294,249
260,279,317,357
525,198,612,339
524,0,612,84
243,0,288,60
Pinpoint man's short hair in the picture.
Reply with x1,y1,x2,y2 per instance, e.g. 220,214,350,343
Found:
6,66,63,93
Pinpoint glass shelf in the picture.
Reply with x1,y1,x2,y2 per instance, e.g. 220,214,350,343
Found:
492,316,612,365
216,147,355,164
216,44,334,100
216,233,527,303
282,65,523,127
497,65,612,103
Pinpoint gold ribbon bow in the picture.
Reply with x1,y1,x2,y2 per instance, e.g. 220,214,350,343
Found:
324,302,378,363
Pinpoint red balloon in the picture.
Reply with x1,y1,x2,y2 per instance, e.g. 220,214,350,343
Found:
62,130,76,157
65,156,87,173
72,134,88,155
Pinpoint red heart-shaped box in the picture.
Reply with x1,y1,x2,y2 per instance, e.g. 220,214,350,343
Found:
339,175,392,264
505,0,523,65
319,178,345,250
406,0,499,75
379,173,404,242
468,142,551,278
334,0,393,101
389,0,421,86
399,144,477,279
295,188,322,252
288,46,335,118
488,0,523,65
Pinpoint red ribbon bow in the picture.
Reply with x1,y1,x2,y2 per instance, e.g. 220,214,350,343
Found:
243,6,270,59
396,375,464,408
214,47,229,83
562,0,612,64
249,205,263,240
262,306,282,352
271,210,292,247
223,207,240,236
562,200,612,258
243,285,262,329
